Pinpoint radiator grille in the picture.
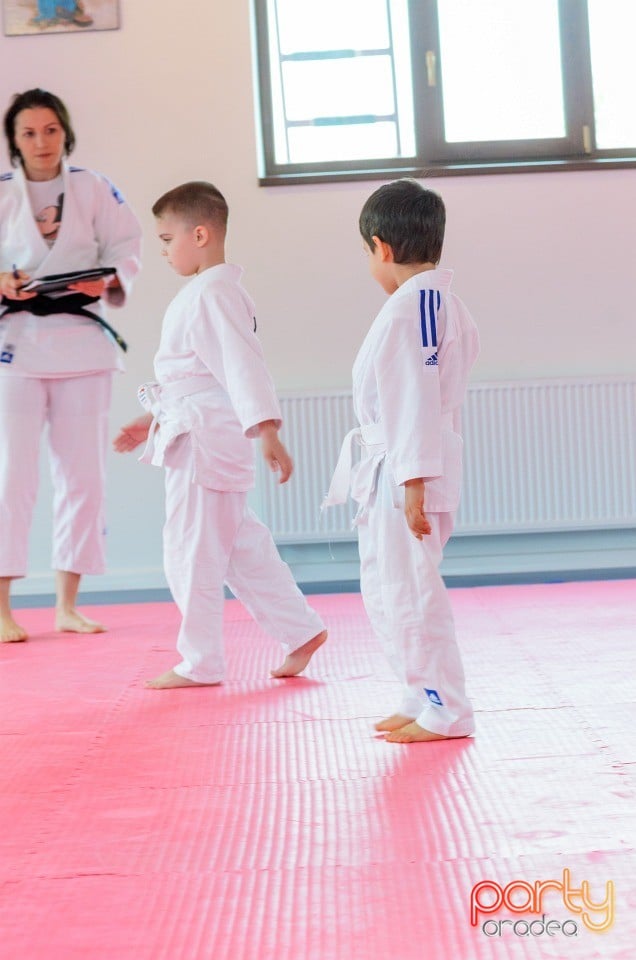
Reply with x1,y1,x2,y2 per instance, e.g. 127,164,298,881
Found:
253,378,636,541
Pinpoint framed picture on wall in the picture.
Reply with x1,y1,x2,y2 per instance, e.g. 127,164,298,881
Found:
3,0,119,36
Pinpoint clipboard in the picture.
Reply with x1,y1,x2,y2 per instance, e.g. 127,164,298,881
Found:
21,267,117,295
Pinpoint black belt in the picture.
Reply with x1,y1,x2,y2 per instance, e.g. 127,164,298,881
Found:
0,292,128,352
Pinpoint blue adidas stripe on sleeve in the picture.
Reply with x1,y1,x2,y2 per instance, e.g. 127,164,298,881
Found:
419,289,441,348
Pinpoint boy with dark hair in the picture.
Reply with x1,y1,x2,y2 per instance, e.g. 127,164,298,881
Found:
325,179,479,742
115,181,326,688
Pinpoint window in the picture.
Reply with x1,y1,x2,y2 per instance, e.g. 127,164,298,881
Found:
252,0,636,183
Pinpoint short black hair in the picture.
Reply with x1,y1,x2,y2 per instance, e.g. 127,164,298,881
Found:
3,88,75,167
359,179,445,264
152,181,228,231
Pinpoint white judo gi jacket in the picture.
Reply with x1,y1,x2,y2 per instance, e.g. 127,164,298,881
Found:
142,263,282,491
326,267,479,515
0,160,141,376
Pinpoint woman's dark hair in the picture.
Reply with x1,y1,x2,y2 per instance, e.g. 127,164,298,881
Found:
3,88,75,167
359,178,445,264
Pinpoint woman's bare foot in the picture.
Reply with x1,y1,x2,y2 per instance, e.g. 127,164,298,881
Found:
145,669,222,690
55,609,105,633
384,721,467,743
374,713,414,732
270,629,327,678
0,616,28,643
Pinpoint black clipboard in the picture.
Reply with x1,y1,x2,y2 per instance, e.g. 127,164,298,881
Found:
21,267,117,295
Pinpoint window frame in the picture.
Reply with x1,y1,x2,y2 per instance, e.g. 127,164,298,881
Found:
253,0,636,185
253,0,419,180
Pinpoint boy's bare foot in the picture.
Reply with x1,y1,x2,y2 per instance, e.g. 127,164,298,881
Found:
374,713,414,732
0,616,28,643
55,610,105,634
145,669,221,690
384,721,467,743
270,629,327,678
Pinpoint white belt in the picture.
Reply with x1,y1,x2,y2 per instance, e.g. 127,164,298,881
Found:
323,413,455,509
158,375,221,404
138,375,220,465
322,423,385,508
139,375,220,411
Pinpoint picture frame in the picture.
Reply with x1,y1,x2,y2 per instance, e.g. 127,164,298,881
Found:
3,0,119,36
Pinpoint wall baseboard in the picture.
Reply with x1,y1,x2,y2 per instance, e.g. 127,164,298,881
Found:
281,527,636,589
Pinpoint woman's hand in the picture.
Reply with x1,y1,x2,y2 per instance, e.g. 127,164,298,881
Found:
68,279,107,298
0,269,36,301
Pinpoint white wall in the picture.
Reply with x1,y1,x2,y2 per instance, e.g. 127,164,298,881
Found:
2,1,635,595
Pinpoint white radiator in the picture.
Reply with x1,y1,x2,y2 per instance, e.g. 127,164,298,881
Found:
253,377,636,541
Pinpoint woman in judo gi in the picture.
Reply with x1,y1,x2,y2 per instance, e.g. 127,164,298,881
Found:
0,88,142,642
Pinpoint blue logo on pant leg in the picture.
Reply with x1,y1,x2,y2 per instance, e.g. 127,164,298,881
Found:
425,688,444,706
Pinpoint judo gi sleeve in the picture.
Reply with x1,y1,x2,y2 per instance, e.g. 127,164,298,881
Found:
190,286,282,436
93,175,142,305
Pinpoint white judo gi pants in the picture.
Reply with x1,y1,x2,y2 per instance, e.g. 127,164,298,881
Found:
357,463,474,737
0,372,111,577
163,436,325,683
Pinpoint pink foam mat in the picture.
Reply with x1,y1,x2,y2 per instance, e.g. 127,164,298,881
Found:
1,580,635,959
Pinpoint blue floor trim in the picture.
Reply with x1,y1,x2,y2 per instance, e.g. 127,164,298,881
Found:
11,567,635,609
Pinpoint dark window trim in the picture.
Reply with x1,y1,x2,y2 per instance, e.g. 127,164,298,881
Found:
258,157,636,187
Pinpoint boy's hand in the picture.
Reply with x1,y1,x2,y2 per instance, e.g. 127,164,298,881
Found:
404,478,431,539
259,421,293,484
113,413,154,452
